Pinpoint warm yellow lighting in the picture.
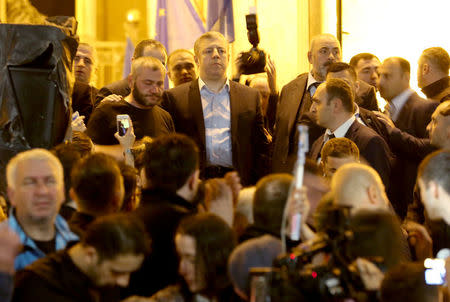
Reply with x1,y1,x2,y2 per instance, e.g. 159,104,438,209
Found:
126,9,141,23
322,0,450,94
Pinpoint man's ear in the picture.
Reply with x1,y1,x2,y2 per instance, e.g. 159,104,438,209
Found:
7,187,15,207
422,63,431,75
194,55,200,67
367,184,379,205
84,246,99,265
127,74,133,89
354,80,361,94
188,169,200,190
307,51,313,64
69,188,77,202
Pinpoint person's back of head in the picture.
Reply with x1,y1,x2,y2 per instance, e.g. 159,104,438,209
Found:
51,143,82,202
71,131,94,157
70,153,124,215
421,47,450,76
118,161,139,212
143,133,199,193
381,262,439,302
417,150,450,222
176,213,236,296
331,163,387,210
350,208,407,270
252,173,293,236
321,137,360,179
133,39,167,65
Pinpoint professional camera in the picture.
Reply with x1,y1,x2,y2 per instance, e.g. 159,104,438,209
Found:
250,206,378,302
237,14,266,75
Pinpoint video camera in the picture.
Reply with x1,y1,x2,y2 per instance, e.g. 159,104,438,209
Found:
237,14,266,75
249,206,378,302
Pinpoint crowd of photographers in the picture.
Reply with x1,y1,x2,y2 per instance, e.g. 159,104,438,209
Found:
0,28,449,302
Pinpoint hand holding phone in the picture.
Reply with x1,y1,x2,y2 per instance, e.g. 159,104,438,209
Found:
117,114,132,137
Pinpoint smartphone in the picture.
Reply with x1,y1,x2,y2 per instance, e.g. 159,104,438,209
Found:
117,114,131,136
424,258,446,285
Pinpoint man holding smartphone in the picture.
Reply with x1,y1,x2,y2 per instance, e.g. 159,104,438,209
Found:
86,56,174,147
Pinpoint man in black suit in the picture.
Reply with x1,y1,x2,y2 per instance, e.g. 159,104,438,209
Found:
326,62,390,143
378,57,439,218
272,34,342,173
95,39,167,106
309,78,391,187
417,47,450,103
162,31,269,185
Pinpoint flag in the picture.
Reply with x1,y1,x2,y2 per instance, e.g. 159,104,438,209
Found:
155,0,206,54
207,0,235,42
122,36,135,78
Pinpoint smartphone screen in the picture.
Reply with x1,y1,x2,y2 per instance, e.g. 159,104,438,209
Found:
424,258,446,285
117,116,130,136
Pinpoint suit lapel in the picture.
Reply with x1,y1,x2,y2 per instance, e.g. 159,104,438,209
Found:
287,76,308,136
229,81,239,144
395,93,414,129
189,79,206,148
344,120,359,140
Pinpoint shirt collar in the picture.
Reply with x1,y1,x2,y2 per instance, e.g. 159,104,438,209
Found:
198,77,230,93
391,88,414,113
306,72,321,94
325,115,356,139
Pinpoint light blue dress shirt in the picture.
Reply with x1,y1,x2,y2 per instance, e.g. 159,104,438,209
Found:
199,78,233,167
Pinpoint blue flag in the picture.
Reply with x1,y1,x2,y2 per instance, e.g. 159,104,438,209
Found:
155,0,206,54
207,0,235,42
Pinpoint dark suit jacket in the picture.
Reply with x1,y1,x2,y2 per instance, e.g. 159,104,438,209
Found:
310,120,392,187
95,78,130,106
395,92,438,138
389,92,438,218
71,81,97,123
272,73,312,173
161,79,269,185
356,81,379,111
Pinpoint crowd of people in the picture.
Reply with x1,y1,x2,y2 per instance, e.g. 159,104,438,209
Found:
0,29,449,302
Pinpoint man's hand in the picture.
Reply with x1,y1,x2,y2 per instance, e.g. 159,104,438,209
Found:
403,220,433,261
0,226,22,274
101,94,122,103
355,258,384,291
71,112,87,132
265,55,277,94
224,171,242,206
372,111,395,133
114,120,136,151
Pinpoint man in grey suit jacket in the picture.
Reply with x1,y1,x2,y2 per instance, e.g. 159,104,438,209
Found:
162,32,269,185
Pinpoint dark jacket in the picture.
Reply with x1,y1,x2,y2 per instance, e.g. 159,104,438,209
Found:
13,249,120,302
124,188,197,298
421,76,450,103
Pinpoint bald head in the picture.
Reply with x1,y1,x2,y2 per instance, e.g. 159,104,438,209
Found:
331,163,388,210
308,34,342,82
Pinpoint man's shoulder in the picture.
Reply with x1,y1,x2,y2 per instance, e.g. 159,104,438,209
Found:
165,80,194,97
281,73,309,92
100,78,129,93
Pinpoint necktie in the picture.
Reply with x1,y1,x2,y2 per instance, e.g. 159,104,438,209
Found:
384,103,396,119
326,133,336,141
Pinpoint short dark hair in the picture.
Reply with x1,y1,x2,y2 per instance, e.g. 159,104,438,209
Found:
51,143,82,200
253,173,293,235
324,78,355,113
349,53,379,68
418,150,450,195
118,161,138,212
83,213,151,261
143,134,199,192
177,213,236,296
167,49,195,68
381,262,438,302
133,39,168,64
321,137,360,163
72,131,93,157
421,47,450,75
349,209,407,270
71,153,122,213
327,62,357,81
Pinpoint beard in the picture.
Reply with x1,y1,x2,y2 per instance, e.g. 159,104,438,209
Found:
132,83,162,108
